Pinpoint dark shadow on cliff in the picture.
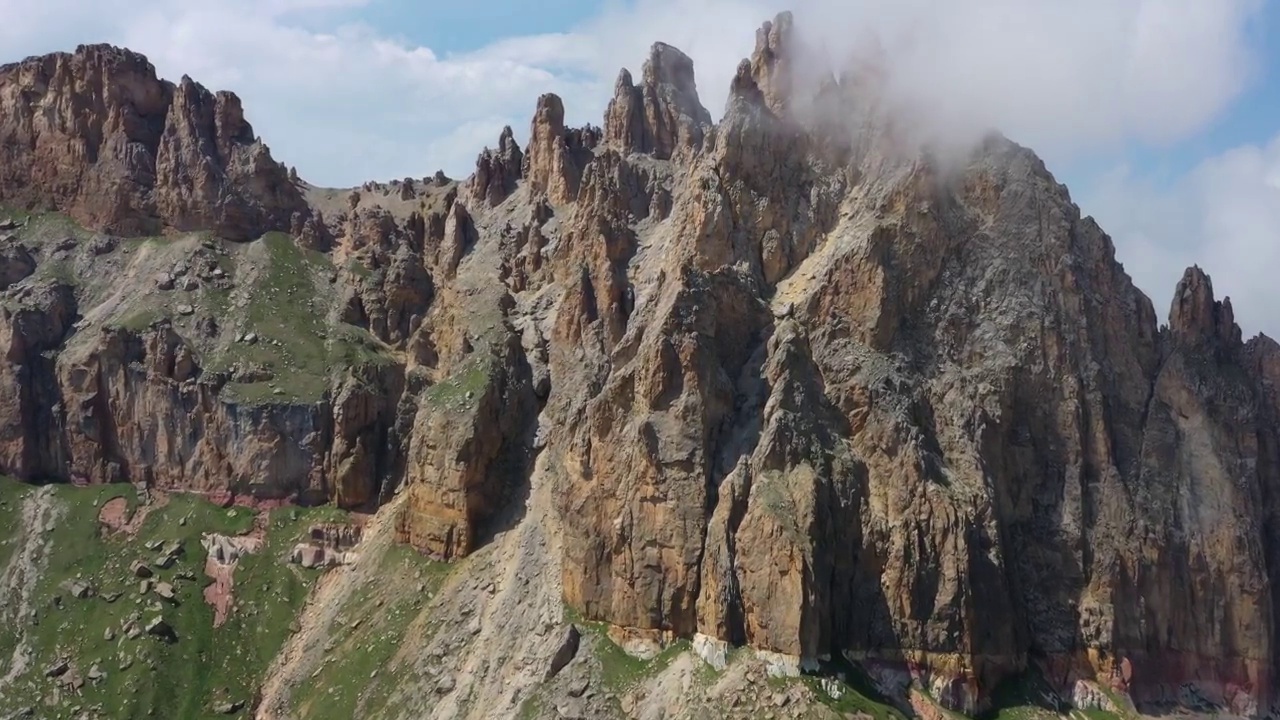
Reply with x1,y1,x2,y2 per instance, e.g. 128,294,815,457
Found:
469,333,542,553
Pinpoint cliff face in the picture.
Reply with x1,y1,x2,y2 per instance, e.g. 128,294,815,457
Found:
535,14,1280,717
2,13,1279,720
0,44,307,240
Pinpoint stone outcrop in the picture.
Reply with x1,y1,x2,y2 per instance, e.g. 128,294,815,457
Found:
1170,265,1243,348
748,11,795,116
0,44,306,240
396,333,536,559
523,94,600,205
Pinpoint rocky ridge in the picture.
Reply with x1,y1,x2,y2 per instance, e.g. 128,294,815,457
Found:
0,13,1278,720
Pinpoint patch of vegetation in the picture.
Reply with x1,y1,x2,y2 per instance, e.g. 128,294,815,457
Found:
345,257,373,280
599,636,689,692
0,482,347,719
562,606,689,693
116,305,167,333
979,669,1067,720
0,477,35,664
516,692,546,720
293,543,451,720
214,232,392,405
790,657,908,720
0,205,89,246
423,355,493,410
0,476,32,571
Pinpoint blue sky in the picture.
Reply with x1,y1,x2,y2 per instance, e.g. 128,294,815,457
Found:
2,0,1280,336
352,0,604,52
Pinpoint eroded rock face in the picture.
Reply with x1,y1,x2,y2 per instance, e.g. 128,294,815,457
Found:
2,308,400,508
0,45,306,240
749,12,795,116
604,43,713,160
538,17,1280,718
0,241,36,290
467,126,524,207
396,333,536,559
524,94,600,205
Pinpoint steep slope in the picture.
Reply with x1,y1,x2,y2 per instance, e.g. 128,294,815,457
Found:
0,11,1278,720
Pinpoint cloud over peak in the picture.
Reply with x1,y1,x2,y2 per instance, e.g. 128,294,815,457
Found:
1,0,1277,336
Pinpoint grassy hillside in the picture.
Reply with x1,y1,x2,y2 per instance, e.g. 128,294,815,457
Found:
0,480,345,719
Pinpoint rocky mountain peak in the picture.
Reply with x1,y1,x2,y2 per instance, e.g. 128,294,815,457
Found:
604,41,712,160
749,11,795,115
523,93,598,205
0,43,306,240
1169,265,1243,348
467,125,524,206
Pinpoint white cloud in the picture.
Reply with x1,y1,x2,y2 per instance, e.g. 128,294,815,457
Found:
1079,135,1280,339
0,0,1264,186
786,0,1263,159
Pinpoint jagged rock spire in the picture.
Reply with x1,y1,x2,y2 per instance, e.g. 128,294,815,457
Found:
466,125,524,207
523,93,599,205
604,42,712,160
1169,265,1243,348
748,11,794,115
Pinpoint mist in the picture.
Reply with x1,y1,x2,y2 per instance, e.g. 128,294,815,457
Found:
577,0,1261,168
571,0,1273,334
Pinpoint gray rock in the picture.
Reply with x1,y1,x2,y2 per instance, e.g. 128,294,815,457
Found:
554,699,587,720
44,658,69,677
545,625,581,680
153,582,177,603
144,616,175,642
61,579,94,599
212,700,245,715
176,304,195,316
88,235,116,255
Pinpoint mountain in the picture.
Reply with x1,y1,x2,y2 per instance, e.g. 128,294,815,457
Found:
0,12,1277,720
